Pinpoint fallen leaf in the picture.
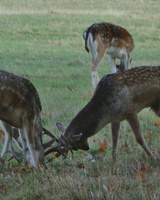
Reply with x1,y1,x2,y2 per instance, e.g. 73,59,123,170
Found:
0,183,7,191
80,184,85,191
121,186,131,191
67,86,73,92
147,131,153,138
41,112,47,116
121,141,129,148
52,110,59,117
136,162,150,180
98,139,108,152
0,130,4,135
153,119,160,127
109,184,114,192
76,162,85,169
147,17,151,21
84,152,90,156
137,170,145,180
93,139,101,145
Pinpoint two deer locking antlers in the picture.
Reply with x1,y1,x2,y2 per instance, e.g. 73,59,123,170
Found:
1,22,159,169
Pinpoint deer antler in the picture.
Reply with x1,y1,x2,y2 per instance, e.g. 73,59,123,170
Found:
7,146,22,162
44,135,74,159
5,126,73,164
42,128,71,158
42,128,59,150
43,128,58,139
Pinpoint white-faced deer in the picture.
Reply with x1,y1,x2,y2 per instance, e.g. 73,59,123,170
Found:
55,65,160,161
0,70,59,168
83,22,135,88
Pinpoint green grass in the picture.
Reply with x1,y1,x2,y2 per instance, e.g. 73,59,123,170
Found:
0,0,160,199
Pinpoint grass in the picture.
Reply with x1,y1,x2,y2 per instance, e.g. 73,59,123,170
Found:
0,0,160,199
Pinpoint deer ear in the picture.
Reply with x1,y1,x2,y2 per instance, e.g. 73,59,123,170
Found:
71,133,83,142
56,122,66,133
83,32,86,39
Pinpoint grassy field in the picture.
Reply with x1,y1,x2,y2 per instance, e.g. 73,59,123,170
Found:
0,0,160,199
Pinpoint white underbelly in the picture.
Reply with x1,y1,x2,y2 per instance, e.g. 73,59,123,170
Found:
106,47,126,59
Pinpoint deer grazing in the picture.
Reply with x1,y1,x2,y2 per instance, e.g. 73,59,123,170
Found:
0,70,59,169
54,65,160,161
83,22,135,88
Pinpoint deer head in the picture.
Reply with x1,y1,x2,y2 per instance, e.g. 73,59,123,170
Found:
56,122,86,150
83,22,135,87
56,65,160,161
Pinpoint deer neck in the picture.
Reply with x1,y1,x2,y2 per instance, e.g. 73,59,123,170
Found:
64,98,111,139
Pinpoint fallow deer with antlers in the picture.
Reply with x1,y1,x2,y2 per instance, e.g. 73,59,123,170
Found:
0,70,59,168
83,22,135,88
53,65,160,161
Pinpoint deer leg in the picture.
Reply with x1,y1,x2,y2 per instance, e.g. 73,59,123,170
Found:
91,48,105,88
109,56,117,73
127,53,132,68
127,113,155,158
121,52,130,69
18,129,28,162
118,60,125,72
1,122,21,161
12,128,22,151
111,122,120,161
1,121,13,158
23,118,40,168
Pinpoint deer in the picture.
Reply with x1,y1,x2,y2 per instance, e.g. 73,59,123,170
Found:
83,22,135,88
51,65,160,162
0,70,60,169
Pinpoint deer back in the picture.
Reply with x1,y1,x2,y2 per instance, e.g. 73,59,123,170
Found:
0,70,42,128
96,66,160,119
84,22,135,52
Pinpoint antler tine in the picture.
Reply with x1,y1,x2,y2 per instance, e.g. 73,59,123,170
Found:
42,127,61,151
61,135,69,146
44,142,66,158
69,146,74,159
43,137,58,150
7,146,22,162
44,134,74,159
43,127,58,141
61,135,74,159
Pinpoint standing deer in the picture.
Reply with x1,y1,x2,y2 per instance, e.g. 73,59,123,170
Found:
0,70,59,168
54,66,160,161
83,22,135,88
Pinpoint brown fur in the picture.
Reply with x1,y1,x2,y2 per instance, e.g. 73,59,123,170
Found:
0,70,44,168
83,22,135,88
57,66,160,161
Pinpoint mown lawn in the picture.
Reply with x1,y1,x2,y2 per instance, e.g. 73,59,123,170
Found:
0,0,160,199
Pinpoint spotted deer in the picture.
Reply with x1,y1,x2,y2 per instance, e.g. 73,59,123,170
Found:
54,66,160,161
0,70,59,168
83,22,135,88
